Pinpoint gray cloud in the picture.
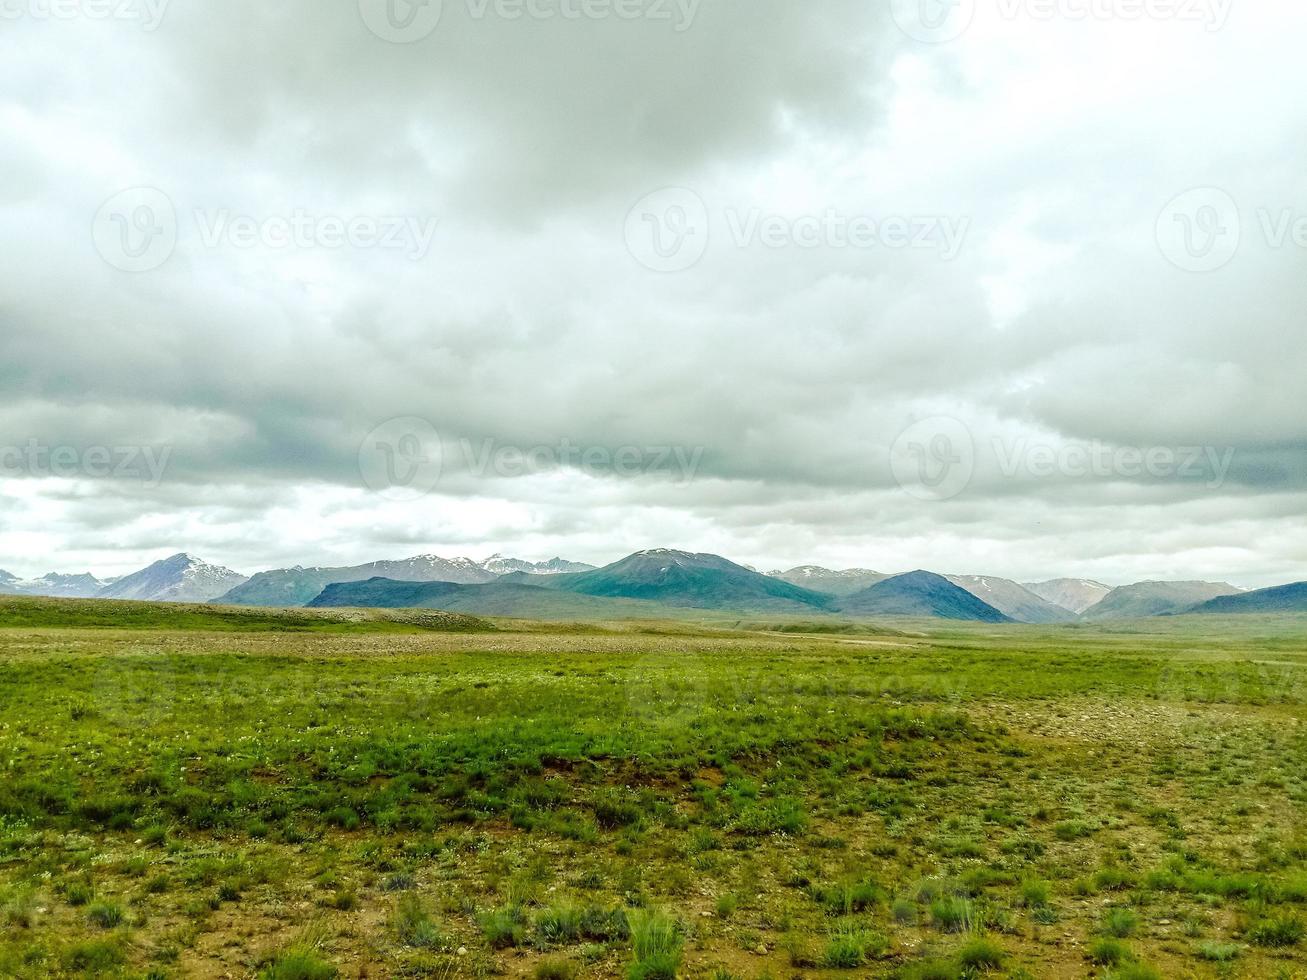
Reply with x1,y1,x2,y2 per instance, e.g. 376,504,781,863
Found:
1,2,1305,585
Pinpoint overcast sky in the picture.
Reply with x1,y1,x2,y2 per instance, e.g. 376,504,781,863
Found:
2,0,1305,586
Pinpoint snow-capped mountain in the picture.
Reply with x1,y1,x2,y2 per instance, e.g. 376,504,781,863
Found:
98,554,249,603
769,566,890,596
0,570,106,598
1023,578,1114,615
479,554,597,575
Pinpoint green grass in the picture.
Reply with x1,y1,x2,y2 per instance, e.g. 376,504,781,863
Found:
2,603,1307,976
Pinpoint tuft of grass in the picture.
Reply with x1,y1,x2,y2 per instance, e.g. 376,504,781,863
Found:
1195,940,1240,961
1017,878,1050,908
822,921,887,968
394,894,444,949
1087,938,1131,966
1102,907,1139,938
258,949,338,980
63,939,125,973
929,896,973,933
480,904,528,949
536,903,584,945
535,959,578,980
956,936,1004,970
627,909,683,980
87,901,125,929
1247,913,1304,947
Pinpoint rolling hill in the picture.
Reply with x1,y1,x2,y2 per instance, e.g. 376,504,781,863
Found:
98,554,248,603
1187,581,1307,614
219,555,498,607
769,566,890,596
1023,578,1113,615
1079,581,1243,620
837,571,1012,622
551,550,835,613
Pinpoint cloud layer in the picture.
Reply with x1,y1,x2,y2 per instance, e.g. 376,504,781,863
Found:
1,0,1305,586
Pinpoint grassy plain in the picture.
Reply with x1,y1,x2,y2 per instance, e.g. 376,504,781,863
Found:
2,597,1307,978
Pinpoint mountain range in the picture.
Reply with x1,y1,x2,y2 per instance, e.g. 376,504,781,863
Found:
5,550,1306,622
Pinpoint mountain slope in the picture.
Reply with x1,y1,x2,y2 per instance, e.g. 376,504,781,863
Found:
1080,581,1243,620
98,554,248,603
1023,579,1113,615
1188,582,1307,615
556,550,834,612
946,575,1076,624
307,578,680,620
769,566,890,596
220,555,497,607
837,571,1012,622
